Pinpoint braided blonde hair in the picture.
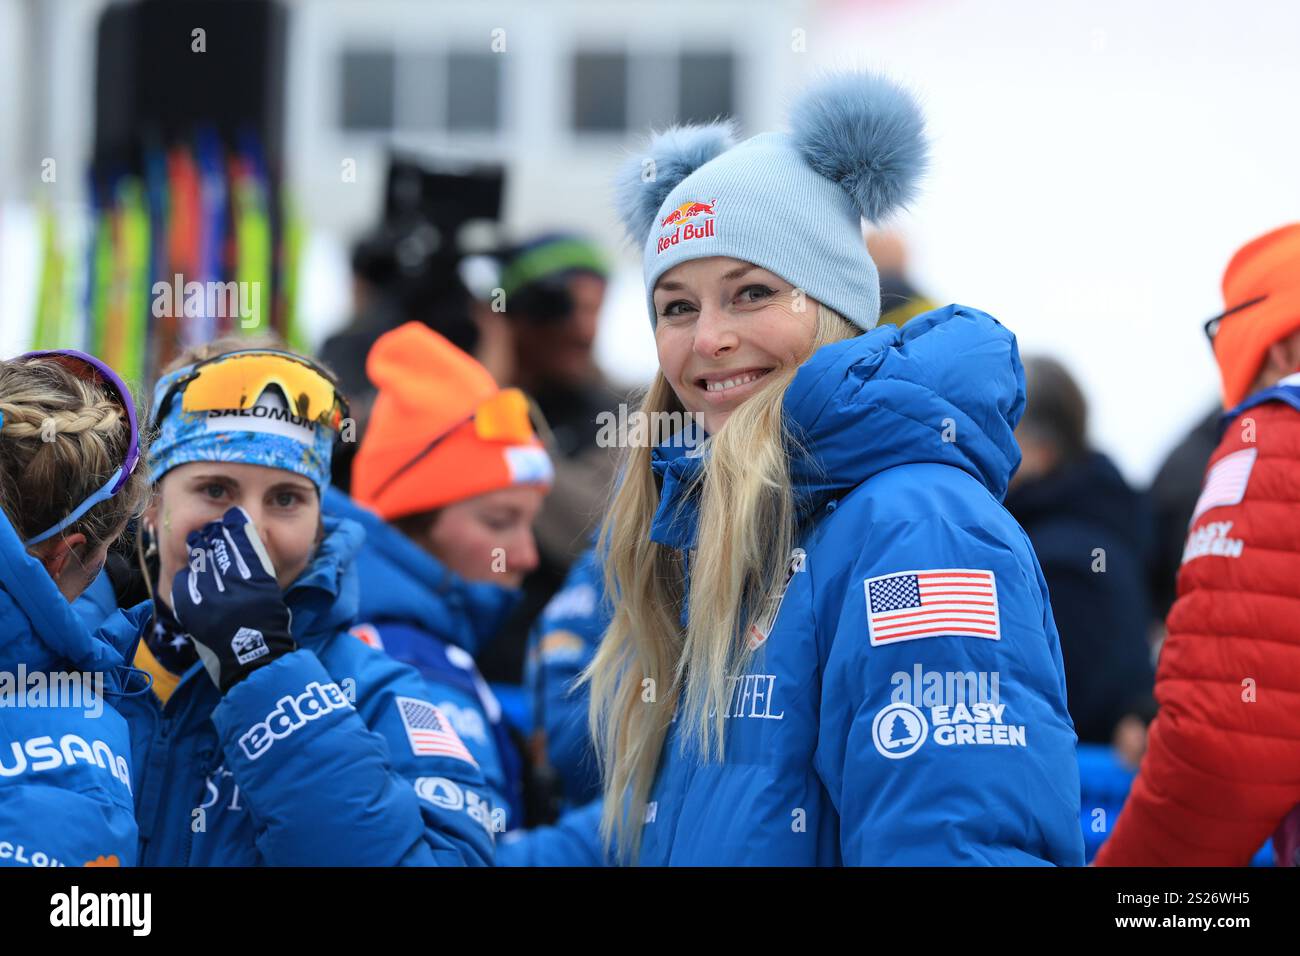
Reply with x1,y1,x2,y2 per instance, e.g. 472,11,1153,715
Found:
0,357,152,552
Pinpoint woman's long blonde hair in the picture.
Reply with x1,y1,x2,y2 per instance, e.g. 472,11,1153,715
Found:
587,302,861,859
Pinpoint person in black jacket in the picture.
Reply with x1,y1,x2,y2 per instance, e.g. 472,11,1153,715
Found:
475,233,625,684
1146,405,1221,623
1005,357,1156,760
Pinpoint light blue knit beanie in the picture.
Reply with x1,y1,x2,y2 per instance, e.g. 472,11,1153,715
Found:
614,71,928,332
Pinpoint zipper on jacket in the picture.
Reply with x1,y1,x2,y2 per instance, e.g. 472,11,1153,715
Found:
136,707,172,866
183,742,218,867
136,670,197,865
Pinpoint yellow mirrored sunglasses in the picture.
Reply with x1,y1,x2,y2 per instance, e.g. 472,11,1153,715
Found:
472,388,535,443
370,388,538,498
162,350,350,430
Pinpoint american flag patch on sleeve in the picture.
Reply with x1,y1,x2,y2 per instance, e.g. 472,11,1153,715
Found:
395,697,478,766
1190,447,1257,525
864,568,1000,646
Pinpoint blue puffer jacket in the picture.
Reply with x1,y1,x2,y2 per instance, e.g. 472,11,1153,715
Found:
524,544,608,808
633,305,1084,866
0,507,150,868
319,492,617,866
495,797,609,867
76,514,496,866
322,488,525,835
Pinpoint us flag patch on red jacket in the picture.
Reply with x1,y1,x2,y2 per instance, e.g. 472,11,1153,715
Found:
864,568,1001,646
1190,447,1257,524
395,697,478,765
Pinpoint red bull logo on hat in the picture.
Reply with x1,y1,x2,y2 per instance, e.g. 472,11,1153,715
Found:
657,199,717,254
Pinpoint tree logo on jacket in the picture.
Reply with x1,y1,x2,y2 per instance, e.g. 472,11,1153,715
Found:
872,668,1026,759
872,702,928,759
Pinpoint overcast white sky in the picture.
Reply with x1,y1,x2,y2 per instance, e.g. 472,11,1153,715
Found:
5,0,1297,486
599,0,1300,484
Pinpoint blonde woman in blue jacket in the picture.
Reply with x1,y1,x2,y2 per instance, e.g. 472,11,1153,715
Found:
588,71,1085,865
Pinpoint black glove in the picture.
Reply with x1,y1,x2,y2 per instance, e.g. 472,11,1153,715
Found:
170,506,296,693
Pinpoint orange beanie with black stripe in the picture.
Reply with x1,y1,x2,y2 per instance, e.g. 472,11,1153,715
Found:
352,322,554,520
1213,223,1300,409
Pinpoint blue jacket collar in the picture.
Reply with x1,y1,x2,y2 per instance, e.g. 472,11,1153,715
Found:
283,511,366,645
0,506,134,689
649,305,1025,552
323,488,520,657
648,419,710,552
1221,373,1300,432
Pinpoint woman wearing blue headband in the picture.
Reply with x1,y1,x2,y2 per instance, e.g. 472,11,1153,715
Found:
79,334,497,866
0,350,151,868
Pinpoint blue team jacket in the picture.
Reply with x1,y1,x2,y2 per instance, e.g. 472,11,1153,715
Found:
321,492,619,866
0,507,149,868
323,488,526,836
634,304,1084,866
524,544,608,808
76,514,496,866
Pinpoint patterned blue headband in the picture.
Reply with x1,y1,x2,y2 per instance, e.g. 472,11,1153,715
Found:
149,364,334,493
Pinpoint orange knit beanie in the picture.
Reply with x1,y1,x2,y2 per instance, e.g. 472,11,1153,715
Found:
1213,223,1300,409
352,322,553,519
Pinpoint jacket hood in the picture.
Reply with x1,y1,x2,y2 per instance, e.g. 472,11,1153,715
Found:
323,488,521,657
650,304,1025,550
283,510,367,644
0,506,145,691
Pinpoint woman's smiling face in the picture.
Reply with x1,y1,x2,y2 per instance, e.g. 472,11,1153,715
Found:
653,257,819,434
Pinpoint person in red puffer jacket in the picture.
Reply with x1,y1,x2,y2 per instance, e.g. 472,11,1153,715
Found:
1097,223,1300,867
